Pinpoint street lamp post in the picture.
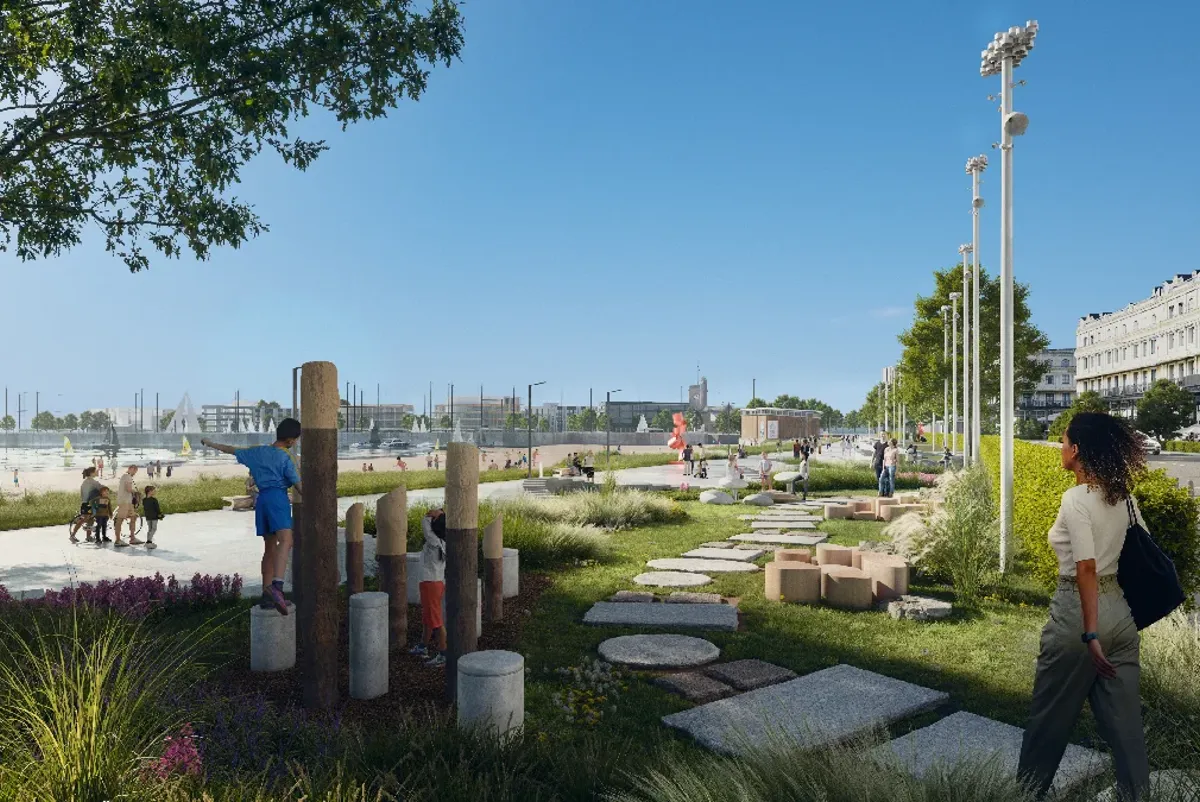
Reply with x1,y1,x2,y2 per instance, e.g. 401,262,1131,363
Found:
958,244,973,464
527,381,545,478
941,306,950,451
967,155,988,462
982,19,1037,570
950,292,960,457
605,389,621,469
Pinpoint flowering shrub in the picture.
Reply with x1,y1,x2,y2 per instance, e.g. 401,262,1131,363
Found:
0,572,242,618
550,658,627,727
148,723,204,780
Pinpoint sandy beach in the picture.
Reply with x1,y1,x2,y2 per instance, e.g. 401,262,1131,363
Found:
1,443,677,495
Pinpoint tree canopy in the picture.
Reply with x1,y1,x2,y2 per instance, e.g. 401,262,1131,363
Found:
1046,390,1107,441
1137,380,1195,443
0,0,463,271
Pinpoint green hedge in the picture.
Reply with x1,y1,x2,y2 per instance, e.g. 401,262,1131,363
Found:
979,436,1200,593
1163,440,1200,453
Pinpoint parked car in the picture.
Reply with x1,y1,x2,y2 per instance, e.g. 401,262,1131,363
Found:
1137,432,1161,455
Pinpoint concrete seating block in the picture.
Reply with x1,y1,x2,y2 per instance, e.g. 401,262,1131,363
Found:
765,562,820,603
222,495,255,511
874,497,899,514
502,547,519,599
851,548,862,569
457,650,524,742
703,659,797,691
774,548,811,563
861,554,910,600
824,503,853,519
349,592,388,699
662,664,949,755
880,503,922,522
250,603,296,672
853,510,878,521
814,543,853,567
821,566,873,610
897,493,920,504
853,500,875,513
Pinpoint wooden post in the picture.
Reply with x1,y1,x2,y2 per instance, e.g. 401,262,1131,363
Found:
298,361,339,710
483,513,504,623
290,500,303,611
345,502,365,595
376,487,408,648
444,441,479,702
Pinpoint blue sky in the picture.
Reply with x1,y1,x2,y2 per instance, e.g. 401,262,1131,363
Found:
4,1,1198,418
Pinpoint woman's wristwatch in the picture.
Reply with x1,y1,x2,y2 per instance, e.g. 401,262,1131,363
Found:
1081,632,1099,644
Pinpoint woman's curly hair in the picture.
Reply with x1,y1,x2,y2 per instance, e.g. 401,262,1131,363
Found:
1065,411,1146,505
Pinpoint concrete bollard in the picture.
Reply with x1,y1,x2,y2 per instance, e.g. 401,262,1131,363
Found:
345,502,365,595
406,552,422,603
457,650,524,742
375,487,408,648
251,603,297,672
445,442,480,702
349,592,389,699
503,547,520,599
483,515,504,622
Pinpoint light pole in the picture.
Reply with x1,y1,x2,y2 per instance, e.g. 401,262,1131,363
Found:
982,19,1037,570
958,243,973,464
950,292,960,457
527,381,545,478
967,155,988,462
605,389,621,468
881,368,889,437
941,306,950,450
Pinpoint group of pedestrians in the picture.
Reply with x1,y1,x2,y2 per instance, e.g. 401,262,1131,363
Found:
69,464,165,548
871,436,900,496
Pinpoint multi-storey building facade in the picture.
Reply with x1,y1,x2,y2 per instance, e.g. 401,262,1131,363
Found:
1075,271,1200,416
1018,348,1075,424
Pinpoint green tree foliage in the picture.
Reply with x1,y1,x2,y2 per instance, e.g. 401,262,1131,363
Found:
0,415,15,431
399,413,415,431
158,410,176,431
504,413,526,431
576,408,599,432
857,383,884,431
1137,380,1195,443
1046,391,1108,441
0,0,464,271
686,409,703,431
538,416,550,432
31,411,59,430
61,413,79,431
596,412,611,432
745,397,767,409
1015,417,1044,440
651,409,675,431
714,405,740,433
437,415,452,430
88,411,112,432
896,264,1049,423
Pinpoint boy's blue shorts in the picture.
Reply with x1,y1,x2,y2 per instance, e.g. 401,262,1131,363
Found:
255,488,293,537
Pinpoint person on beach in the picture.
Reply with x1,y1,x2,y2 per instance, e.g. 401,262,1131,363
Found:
142,485,163,549
70,466,105,542
410,508,448,667
93,486,113,543
201,419,302,615
113,465,141,546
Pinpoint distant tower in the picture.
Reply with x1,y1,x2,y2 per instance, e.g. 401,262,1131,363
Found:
688,377,708,411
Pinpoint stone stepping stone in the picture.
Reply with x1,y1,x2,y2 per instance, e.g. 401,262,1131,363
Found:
729,533,827,546
599,634,720,669
682,547,766,562
703,659,797,691
653,672,735,704
740,514,821,522
661,664,948,755
647,558,761,574
584,602,738,631
667,592,723,604
873,712,1108,798
698,541,735,549
751,520,816,530
610,590,655,603
1095,771,1200,802
633,571,712,588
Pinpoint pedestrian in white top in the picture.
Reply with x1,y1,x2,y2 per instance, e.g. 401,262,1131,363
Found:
114,465,142,546
1018,412,1149,800
410,508,448,667
758,453,772,492
798,454,810,501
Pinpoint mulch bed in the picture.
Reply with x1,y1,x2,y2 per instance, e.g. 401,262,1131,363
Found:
214,572,551,726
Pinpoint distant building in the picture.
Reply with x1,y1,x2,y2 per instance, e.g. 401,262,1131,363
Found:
434,396,519,431
1018,348,1076,425
365,403,416,431
740,407,821,442
605,400,688,431
539,402,591,432
688,377,708,411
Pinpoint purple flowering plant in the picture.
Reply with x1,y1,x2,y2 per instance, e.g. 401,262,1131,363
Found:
0,572,243,618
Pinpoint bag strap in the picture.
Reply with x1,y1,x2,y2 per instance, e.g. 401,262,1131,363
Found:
1126,496,1136,527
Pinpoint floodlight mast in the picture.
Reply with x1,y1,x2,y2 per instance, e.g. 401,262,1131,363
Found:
966,155,988,465
958,243,973,465
981,20,1037,572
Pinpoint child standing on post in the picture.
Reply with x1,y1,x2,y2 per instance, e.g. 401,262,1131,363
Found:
410,508,448,667
142,486,163,549
201,418,302,615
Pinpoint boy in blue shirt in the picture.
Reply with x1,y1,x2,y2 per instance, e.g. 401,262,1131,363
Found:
202,418,303,615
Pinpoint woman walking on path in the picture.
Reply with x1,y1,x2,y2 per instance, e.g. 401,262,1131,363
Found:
1018,412,1149,800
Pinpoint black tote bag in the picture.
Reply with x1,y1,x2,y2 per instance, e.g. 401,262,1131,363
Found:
1117,497,1186,630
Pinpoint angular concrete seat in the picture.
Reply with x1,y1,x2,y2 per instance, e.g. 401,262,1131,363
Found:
861,553,910,600
874,497,899,515
824,503,853,520
852,500,874,514
774,548,811,563
853,510,877,521
765,562,821,603
814,543,853,567
820,565,873,610
880,503,922,522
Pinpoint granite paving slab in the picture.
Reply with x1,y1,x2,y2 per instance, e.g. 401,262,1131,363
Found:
703,659,798,691
584,602,738,631
698,541,735,549
751,520,816,530
682,547,766,562
633,571,712,588
754,514,822,522
667,592,724,604
661,664,948,755
647,558,761,574
609,590,656,603
729,533,828,546
653,672,736,704
599,634,720,669
873,712,1108,797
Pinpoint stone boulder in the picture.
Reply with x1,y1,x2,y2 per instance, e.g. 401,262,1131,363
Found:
885,595,953,622
742,493,775,507
699,489,734,505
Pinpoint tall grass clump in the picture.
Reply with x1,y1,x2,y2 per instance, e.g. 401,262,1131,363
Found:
1140,611,1200,769
0,610,215,802
889,466,998,607
607,738,1034,802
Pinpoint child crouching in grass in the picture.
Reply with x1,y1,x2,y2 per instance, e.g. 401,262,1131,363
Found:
410,508,447,667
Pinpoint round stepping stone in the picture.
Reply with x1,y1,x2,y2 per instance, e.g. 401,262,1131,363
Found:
599,634,720,669
633,571,713,587
647,558,761,574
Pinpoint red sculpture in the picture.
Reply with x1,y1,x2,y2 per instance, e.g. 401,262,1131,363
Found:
667,412,688,452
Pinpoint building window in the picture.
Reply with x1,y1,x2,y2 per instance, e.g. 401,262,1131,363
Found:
1046,374,1055,385
1191,327,1196,344
1151,339,1157,355
1152,369,1157,381
1061,358,1069,367
1171,333,1176,349
1170,306,1176,319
